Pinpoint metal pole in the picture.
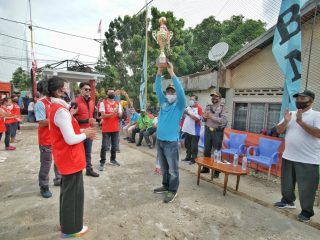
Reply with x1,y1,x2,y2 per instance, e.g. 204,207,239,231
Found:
144,0,148,109
305,0,319,89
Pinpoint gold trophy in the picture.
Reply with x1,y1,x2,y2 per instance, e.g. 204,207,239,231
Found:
152,17,173,67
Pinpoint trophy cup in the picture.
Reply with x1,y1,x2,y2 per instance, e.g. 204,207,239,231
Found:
152,17,173,67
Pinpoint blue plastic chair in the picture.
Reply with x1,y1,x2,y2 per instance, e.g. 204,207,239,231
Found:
246,137,282,179
221,133,247,161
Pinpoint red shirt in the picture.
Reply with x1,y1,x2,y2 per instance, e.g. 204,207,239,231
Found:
38,98,51,146
101,100,120,133
49,103,86,175
4,106,14,124
74,96,94,129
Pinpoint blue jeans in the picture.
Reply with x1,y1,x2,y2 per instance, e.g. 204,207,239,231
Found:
83,138,93,171
157,139,180,192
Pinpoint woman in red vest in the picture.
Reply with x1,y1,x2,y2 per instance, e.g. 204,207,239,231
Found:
47,76,96,238
0,104,7,153
0,98,16,150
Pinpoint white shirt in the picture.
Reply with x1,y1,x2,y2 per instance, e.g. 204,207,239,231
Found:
28,102,34,111
279,109,320,164
182,106,201,136
51,97,86,145
153,117,158,127
99,100,122,113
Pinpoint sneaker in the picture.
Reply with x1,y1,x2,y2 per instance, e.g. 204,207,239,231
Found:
153,186,168,194
164,191,177,203
61,225,88,238
274,201,296,209
189,159,196,165
200,167,210,173
98,164,104,171
182,158,190,162
110,160,120,166
53,179,61,186
5,146,16,151
136,143,141,146
298,213,310,223
148,145,153,149
86,168,99,177
40,187,52,198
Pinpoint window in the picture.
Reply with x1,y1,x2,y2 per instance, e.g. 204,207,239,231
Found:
234,103,248,131
248,103,265,133
233,103,281,134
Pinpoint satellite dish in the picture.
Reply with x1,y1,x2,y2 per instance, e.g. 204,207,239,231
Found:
208,42,229,61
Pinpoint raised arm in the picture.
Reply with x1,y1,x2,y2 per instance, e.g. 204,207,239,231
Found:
155,67,166,104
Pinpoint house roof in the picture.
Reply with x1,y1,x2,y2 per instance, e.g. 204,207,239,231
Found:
225,0,320,70
42,69,105,83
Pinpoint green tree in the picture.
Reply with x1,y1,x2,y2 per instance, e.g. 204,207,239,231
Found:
189,15,266,71
10,67,31,91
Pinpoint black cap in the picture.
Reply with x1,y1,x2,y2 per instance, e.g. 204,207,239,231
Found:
165,84,176,92
293,90,315,100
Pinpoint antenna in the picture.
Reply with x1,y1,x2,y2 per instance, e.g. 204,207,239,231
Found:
208,42,229,91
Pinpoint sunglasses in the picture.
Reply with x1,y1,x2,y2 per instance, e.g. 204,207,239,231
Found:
83,88,91,92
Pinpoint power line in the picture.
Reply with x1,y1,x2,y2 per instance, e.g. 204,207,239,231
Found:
0,33,98,59
0,17,98,42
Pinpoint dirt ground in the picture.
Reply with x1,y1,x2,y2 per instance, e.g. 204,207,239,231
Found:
0,124,319,240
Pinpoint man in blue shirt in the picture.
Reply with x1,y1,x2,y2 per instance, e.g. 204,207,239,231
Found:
153,62,186,203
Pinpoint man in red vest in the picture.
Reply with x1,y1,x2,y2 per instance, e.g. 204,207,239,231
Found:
74,82,99,177
34,80,61,198
99,88,122,171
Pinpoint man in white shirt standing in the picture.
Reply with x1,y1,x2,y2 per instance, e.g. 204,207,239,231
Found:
182,95,202,165
274,90,320,222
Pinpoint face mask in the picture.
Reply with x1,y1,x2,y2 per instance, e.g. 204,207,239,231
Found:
108,94,115,99
189,100,195,107
296,101,311,110
166,95,177,104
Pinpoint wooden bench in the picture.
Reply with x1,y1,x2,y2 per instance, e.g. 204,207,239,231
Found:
195,157,248,195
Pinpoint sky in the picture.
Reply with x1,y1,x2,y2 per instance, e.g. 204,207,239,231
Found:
0,0,309,83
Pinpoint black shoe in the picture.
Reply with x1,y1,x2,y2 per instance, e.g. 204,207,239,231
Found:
40,187,52,198
274,201,296,209
200,168,210,173
136,143,142,146
53,179,61,186
298,213,310,222
128,140,135,143
148,145,153,149
189,159,196,165
153,186,168,194
182,158,191,161
163,191,177,203
86,168,99,177
123,137,129,140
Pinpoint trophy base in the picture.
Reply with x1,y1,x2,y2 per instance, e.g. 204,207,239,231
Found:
157,57,168,68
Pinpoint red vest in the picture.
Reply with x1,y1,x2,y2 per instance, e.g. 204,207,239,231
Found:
49,103,86,175
0,107,6,133
4,106,14,124
102,100,120,133
38,98,51,146
74,96,94,128
11,103,21,123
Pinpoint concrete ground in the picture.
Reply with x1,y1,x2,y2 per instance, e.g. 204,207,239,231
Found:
0,124,319,240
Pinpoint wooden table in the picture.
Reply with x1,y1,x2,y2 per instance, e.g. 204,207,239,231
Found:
195,157,248,195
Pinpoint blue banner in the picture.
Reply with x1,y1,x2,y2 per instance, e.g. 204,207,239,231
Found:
139,51,147,110
272,0,302,119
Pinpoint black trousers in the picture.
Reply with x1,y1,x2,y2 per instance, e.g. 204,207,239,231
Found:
131,127,141,142
281,158,319,217
203,127,224,173
184,132,200,160
144,127,157,146
4,124,12,147
100,132,119,164
60,171,84,234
